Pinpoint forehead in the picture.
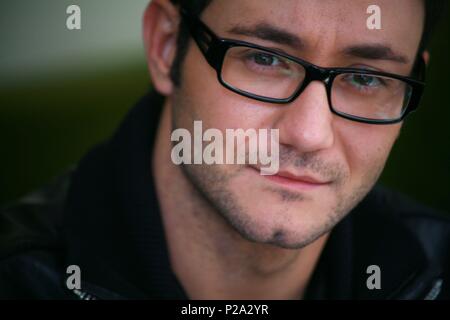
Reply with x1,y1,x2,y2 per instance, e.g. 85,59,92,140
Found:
202,0,424,62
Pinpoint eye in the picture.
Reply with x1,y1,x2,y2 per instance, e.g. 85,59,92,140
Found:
230,48,300,78
250,52,281,66
346,74,384,88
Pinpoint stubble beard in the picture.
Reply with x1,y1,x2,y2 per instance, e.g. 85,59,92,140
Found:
177,150,384,250
170,94,387,250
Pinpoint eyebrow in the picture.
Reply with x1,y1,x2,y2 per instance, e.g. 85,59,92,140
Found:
228,23,409,64
343,45,409,64
228,23,304,50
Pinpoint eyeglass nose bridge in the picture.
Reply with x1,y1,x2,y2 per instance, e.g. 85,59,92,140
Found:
306,63,333,84
291,64,333,102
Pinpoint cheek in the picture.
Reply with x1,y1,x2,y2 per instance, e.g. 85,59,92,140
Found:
177,48,271,131
338,121,401,182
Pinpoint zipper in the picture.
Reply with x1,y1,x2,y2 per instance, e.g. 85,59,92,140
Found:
423,278,443,300
72,289,98,300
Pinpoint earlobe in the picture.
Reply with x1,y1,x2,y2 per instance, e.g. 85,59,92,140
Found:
143,0,179,96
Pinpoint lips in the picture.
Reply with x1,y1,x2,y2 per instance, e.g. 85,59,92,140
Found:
274,171,329,185
249,166,331,190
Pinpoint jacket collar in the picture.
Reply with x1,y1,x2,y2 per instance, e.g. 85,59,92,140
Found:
63,90,185,299
62,90,430,299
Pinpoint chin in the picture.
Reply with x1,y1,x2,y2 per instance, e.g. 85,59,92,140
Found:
227,209,331,249
260,228,326,249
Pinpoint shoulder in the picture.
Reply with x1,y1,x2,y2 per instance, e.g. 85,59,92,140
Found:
359,184,450,267
349,184,450,299
0,250,72,299
0,170,73,299
367,185,450,247
0,169,72,256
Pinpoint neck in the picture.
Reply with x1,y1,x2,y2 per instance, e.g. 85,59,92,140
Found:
152,98,328,299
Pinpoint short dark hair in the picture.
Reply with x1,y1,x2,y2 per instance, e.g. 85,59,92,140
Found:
169,0,213,86
169,0,445,86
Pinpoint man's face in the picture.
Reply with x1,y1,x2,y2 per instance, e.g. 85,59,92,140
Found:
169,0,424,248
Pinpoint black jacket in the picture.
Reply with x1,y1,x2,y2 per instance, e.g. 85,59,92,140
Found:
1,91,449,300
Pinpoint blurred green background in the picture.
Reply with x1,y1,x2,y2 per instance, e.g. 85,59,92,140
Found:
0,1,449,214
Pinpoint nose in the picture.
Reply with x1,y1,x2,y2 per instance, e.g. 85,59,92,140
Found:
273,81,334,154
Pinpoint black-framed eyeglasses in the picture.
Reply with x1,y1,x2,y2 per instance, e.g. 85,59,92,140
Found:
180,9,426,125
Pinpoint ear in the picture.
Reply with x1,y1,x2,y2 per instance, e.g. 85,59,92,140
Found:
143,0,179,96
422,50,430,66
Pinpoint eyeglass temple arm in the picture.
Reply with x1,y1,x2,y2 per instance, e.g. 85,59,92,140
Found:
180,8,218,61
